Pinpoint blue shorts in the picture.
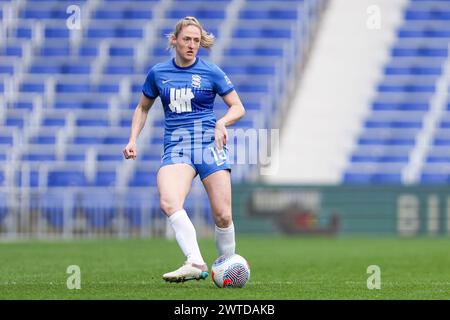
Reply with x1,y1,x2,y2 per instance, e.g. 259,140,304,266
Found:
160,143,231,180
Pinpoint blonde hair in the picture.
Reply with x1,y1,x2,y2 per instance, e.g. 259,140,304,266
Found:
167,16,215,50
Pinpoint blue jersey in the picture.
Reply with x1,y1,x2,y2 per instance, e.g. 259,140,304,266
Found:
141,57,235,179
142,57,234,149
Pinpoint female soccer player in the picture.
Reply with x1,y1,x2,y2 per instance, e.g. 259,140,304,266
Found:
123,16,246,282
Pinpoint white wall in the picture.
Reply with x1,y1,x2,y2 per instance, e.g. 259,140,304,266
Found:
265,0,408,185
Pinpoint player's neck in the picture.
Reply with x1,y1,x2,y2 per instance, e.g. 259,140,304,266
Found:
174,56,197,68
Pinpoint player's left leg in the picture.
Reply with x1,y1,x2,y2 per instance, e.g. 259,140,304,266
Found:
201,169,236,257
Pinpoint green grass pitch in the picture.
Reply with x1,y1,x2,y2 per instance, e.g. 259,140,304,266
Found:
0,236,449,299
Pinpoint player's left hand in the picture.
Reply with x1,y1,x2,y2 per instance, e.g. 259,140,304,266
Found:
215,120,228,150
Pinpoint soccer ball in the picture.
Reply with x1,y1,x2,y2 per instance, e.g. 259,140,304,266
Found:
211,254,250,288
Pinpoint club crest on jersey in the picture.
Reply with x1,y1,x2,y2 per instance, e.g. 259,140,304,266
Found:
191,74,201,88
169,88,194,113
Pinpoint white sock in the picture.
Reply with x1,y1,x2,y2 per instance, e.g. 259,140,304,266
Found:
168,209,205,265
215,222,235,257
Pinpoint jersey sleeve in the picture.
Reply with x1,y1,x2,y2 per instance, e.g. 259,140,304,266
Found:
212,65,234,97
142,67,159,99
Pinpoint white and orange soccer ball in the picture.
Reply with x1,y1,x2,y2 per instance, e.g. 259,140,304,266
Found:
211,254,250,288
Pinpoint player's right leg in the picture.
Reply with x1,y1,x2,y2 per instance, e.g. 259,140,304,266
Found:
157,163,208,282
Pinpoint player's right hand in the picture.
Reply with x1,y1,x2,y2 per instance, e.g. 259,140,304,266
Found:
123,142,137,160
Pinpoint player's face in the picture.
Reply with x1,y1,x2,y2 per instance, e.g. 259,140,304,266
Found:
173,25,201,64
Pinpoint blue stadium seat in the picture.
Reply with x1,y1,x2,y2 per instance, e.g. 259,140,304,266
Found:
99,0,157,3
40,192,75,228
372,102,429,111
123,192,160,228
150,136,164,145
343,173,403,184
45,27,70,38
21,153,56,162
377,83,435,93
392,46,448,57
15,26,32,39
129,170,157,186
81,191,117,228
76,119,109,127
97,154,122,162
351,155,409,163
425,155,450,163
20,82,45,93
65,153,86,161
166,9,225,19
5,118,24,128
109,46,134,57
0,171,5,187
29,135,56,145
42,118,65,127
29,64,60,74
8,100,34,110
405,10,450,21
56,83,90,93
21,9,69,19
364,120,423,129
239,9,299,20
61,63,92,74
0,192,8,225
87,26,144,39
104,136,128,144
358,137,416,146
48,170,87,187
420,173,449,184
103,64,135,74
233,27,292,39
1,45,23,57
224,47,284,57
95,171,116,186
222,64,277,75
98,83,121,92
0,64,14,74
53,95,110,109
39,45,70,57
73,136,103,144
0,135,13,146
94,9,152,20
398,26,450,38
15,169,40,187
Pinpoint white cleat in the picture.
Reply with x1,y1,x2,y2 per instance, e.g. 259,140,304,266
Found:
163,262,209,283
